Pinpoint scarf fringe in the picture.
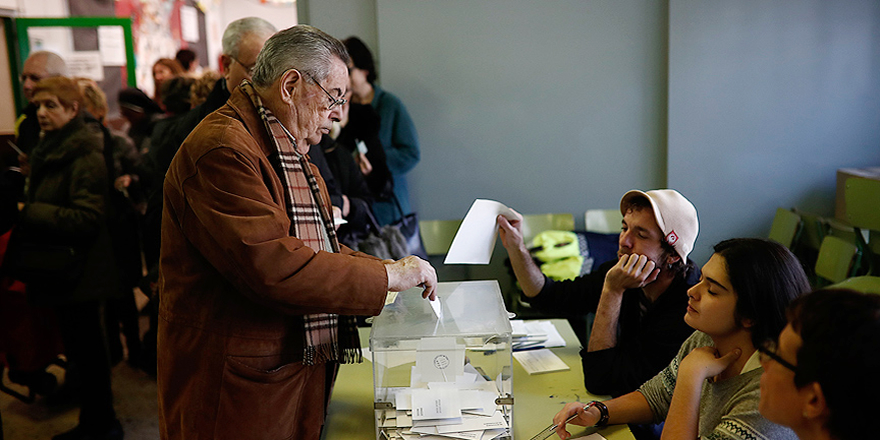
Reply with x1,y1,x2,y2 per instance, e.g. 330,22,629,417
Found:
304,344,364,366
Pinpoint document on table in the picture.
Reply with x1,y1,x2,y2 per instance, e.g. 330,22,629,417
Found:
513,349,570,375
445,199,517,264
510,320,567,351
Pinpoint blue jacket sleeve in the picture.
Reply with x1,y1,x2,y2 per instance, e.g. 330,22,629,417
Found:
374,89,420,174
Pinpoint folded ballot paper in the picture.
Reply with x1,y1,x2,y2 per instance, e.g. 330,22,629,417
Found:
375,337,511,440
445,199,517,264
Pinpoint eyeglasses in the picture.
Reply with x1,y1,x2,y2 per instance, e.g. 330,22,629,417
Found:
305,72,346,110
229,55,256,77
757,339,797,373
21,73,43,83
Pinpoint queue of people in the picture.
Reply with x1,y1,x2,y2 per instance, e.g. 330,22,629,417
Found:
0,20,429,440
0,20,876,440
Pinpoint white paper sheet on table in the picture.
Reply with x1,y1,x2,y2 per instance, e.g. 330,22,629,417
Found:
513,349,570,375
510,320,567,349
445,199,517,264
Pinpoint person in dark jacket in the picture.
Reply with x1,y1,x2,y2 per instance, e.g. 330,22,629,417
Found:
77,77,146,368
318,90,393,247
135,18,277,376
15,51,68,156
118,87,164,155
344,36,421,226
15,77,122,440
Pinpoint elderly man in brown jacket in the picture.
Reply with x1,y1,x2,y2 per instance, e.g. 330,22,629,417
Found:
157,25,437,440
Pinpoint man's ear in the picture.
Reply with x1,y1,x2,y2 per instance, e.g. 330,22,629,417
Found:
803,382,829,420
279,69,302,104
666,253,681,266
219,54,231,75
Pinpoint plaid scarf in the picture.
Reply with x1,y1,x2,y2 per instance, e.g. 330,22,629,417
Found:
241,80,361,365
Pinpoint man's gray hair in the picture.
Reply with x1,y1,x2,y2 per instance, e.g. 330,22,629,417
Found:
251,25,349,88
221,17,277,59
29,51,67,77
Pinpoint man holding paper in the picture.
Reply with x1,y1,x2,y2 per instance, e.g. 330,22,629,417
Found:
497,189,700,398
158,26,436,440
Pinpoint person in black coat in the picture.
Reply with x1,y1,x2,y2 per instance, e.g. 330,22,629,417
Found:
15,77,122,440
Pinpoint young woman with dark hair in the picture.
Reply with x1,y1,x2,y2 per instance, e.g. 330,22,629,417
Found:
551,238,808,440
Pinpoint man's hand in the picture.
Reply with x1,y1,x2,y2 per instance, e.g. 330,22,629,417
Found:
356,152,373,176
115,174,132,191
496,210,525,251
604,254,660,292
331,206,343,230
17,153,30,177
384,256,438,300
341,194,351,217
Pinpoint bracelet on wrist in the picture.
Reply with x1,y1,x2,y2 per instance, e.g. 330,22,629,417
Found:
591,400,609,427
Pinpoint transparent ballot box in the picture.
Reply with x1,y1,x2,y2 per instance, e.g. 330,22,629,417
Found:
370,280,514,440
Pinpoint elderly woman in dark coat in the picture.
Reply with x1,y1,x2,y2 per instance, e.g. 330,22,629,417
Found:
16,76,123,440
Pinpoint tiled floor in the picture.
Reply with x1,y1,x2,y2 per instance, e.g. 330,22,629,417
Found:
1,360,159,440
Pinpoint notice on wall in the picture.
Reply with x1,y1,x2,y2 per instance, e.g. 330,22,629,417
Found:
98,26,126,66
181,5,199,43
66,52,104,81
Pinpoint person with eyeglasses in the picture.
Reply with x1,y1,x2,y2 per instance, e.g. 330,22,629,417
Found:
758,288,880,440
157,25,437,440
550,238,805,440
134,18,278,375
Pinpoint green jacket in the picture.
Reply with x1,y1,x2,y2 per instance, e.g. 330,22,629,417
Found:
20,115,119,305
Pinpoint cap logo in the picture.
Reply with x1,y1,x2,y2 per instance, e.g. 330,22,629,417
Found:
666,231,679,246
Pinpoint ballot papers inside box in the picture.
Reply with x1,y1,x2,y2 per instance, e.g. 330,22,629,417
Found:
370,281,513,440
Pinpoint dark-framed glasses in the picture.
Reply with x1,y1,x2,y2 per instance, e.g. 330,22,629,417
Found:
757,339,797,373
229,55,256,77
305,72,346,110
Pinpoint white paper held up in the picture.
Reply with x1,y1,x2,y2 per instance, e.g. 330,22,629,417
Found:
445,199,517,264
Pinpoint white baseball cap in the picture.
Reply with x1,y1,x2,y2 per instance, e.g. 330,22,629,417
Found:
619,189,699,261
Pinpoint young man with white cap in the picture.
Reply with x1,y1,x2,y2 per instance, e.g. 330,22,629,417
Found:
498,189,700,398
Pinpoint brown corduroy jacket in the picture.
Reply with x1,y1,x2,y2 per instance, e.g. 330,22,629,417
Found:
157,86,388,440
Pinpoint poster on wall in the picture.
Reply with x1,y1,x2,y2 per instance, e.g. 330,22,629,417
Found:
66,51,105,81
181,5,199,43
98,25,127,66
27,26,73,55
